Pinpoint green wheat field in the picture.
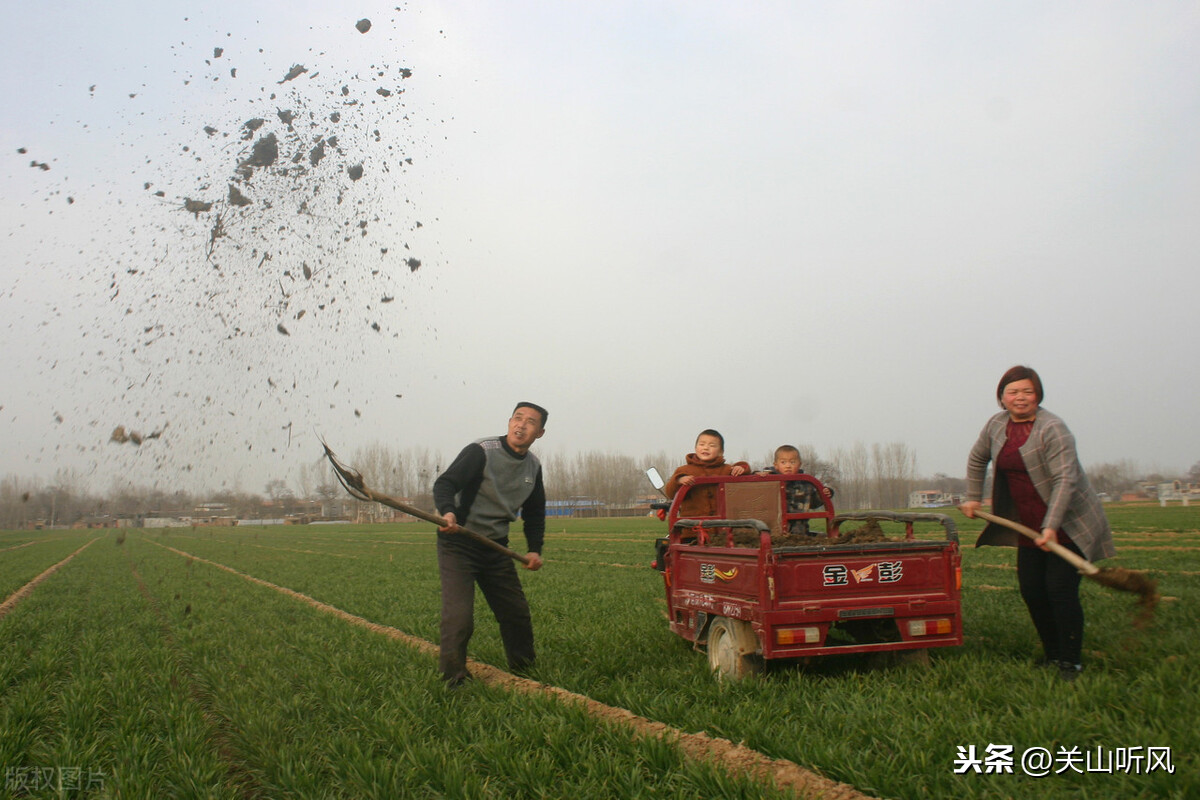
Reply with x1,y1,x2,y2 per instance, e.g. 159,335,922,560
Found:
2,504,1196,799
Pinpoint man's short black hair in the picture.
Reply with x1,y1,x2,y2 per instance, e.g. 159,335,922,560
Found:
514,402,549,427
697,428,724,450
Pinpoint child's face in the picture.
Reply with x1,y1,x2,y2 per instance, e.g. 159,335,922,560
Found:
774,452,802,474
694,434,723,461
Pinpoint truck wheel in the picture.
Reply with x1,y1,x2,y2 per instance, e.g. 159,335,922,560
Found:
707,617,762,680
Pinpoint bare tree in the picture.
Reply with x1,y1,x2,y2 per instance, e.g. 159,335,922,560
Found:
541,449,654,513
408,447,441,509
0,474,41,529
540,451,577,503
871,442,918,509
295,460,316,502
565,451,640,513
1087,459,1140,497
926,473,967,495
313,461,344,517
264,479,297,515
830,442,871,510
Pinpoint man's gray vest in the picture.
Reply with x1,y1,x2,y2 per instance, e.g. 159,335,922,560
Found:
460,437,541,541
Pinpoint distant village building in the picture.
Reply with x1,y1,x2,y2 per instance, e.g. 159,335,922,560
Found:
907,490,961,508
143,517,192,528
546,498,605,518
546,497,651,518
192,503,237,527
1158,480,1199,506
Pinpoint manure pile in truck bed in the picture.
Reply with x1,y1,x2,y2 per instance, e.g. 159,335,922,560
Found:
725,519,893,548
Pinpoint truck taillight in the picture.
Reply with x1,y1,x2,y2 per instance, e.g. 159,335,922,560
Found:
775,627,820,645
956,567,962,591
907,619,952,637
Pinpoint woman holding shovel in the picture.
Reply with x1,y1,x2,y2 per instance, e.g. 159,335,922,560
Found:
960,365,1115,682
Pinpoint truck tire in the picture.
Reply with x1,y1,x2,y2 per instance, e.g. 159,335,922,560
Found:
706,617,762,680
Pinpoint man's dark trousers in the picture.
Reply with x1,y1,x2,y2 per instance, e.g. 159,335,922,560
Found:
437,537,535,683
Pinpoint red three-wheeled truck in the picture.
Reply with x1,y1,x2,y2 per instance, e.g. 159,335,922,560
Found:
647,470,963,679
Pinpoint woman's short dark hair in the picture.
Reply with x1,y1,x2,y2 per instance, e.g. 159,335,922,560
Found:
697,429,725,450
996,365,1044,407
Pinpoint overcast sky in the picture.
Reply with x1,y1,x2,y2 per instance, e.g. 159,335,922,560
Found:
2,1,1198,496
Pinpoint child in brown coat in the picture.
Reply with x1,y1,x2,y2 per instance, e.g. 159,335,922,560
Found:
664,429,750,517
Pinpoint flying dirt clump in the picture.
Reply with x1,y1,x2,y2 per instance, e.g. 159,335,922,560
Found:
242,118,266,138
110,425,165,446
279,64,308,84
184,198,213,216
356,19,372,34
308,139,327,166
228,185,252,206
239,132,279,173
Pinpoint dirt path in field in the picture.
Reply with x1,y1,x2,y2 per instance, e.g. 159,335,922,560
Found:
178,535,363,559
152,541,874,800
0,538,98,621
1115,546,1200,553
127,557,266,798
1114,531,1200,541
0,541,37,554
548,535,657,543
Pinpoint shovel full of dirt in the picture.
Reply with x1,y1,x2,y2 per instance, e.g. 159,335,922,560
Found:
974,509,1158,627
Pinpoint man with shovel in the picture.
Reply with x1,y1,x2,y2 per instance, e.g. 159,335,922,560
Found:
433,402,548,688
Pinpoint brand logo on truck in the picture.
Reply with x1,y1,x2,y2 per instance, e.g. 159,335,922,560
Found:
852,564,876,583
700,564,739,584
823,561,904,587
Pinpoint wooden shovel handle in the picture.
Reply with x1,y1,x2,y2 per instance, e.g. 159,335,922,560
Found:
361,488,531,566
321,439,529,565
973,510,1098,575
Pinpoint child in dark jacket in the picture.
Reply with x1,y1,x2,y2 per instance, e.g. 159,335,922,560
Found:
664,429,750,518
757,444,834,535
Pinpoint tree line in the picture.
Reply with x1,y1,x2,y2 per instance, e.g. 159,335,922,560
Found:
3,449,1197,529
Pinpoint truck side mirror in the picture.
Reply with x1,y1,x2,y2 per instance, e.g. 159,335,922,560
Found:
646,467,666,495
